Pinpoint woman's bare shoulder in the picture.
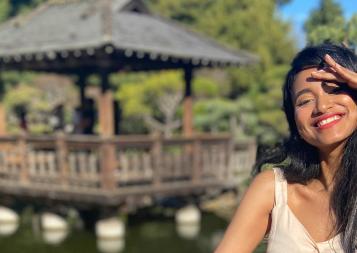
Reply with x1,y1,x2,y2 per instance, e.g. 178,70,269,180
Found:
240,169,276,213
213,169,276,253
249,169,275,195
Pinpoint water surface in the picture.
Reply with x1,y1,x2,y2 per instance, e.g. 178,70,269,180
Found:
0,211,266,253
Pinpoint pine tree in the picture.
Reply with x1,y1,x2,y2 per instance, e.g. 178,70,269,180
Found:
304,0,345,45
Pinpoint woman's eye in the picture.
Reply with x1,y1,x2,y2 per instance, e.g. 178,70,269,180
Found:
296,99,312,107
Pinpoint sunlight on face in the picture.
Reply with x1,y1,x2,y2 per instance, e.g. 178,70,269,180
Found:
292,68,357,152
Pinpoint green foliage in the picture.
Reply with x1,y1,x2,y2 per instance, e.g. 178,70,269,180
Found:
7,0,46,18
193,76,221,98
304,0,345,45
115,70,229,134
147,0,296,143
3,83,52,134
304,0,344,29
0,0,46,22
347,14,357,47
0,0,10,22
194,98,237,132
116,71,182,118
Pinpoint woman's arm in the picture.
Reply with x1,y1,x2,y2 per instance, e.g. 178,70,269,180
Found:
214,169,275,253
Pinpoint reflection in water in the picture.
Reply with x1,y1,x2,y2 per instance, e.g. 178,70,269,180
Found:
42,229,69,245
0,222,19,236
95,218,125,239
97,238,125,253
176,224,200,239
0,212,249,253
41,213,69,245
0,206,19,237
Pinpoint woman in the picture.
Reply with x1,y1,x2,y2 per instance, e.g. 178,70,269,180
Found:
214,43,357,253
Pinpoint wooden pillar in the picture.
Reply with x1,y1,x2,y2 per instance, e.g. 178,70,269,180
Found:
183,67,194,137
99,139,117,190
0,72,7,135
77,73,87,107
98,72,114,137
97,71,116,190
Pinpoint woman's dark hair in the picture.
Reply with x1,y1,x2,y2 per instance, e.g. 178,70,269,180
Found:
255,43,357,253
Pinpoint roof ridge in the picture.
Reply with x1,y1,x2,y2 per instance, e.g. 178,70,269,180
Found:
100,0,113,43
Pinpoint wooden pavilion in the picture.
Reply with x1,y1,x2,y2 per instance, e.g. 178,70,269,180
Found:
0,0,257,207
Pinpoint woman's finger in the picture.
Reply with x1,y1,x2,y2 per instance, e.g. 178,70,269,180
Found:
310,70,344,83
324,54,357,88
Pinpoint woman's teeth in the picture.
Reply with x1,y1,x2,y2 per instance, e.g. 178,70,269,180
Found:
317,115,341,127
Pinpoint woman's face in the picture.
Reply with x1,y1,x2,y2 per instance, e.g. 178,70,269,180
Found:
292,67,357,151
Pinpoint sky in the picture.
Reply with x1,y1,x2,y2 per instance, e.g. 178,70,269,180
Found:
279,0,357,47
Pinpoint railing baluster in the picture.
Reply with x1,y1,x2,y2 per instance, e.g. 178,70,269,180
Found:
19,134,29,184
56,133,69,186
192,138,202,183
99,138,117,190
151,134,162,187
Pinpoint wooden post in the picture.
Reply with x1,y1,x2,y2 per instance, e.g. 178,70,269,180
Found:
18,134,29,184
98,72,114,137
0,104,7,135
77,73,87,107
192,137,202,183
56,133,69,186
151,133,162,187
0,72,7,135
183,68,195,169
224,136,234,180
183,67,194,137
99,138,117,190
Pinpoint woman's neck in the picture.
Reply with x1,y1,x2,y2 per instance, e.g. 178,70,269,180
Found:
318,142,345,191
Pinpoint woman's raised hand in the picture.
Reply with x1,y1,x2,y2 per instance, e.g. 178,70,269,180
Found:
311,54,357,89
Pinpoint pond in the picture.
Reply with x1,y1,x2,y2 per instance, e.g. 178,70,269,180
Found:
0,210,266,253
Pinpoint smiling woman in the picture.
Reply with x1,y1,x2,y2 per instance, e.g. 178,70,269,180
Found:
214,43,357,253
293,67,357,150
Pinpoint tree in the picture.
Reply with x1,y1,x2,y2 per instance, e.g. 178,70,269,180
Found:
304,0,345,45
6,0,46,18
147,0,296,143
115,70,226,135
0,0,10,23
346,14,357,49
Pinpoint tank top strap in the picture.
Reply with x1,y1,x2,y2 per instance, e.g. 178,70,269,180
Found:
272,168,288,206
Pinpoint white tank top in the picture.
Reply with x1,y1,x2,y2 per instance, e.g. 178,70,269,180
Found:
266,168,343,253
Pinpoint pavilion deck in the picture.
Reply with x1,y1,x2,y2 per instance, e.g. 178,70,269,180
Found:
0,134,253,206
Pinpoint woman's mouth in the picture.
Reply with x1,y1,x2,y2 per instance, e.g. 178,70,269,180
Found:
314,114,344,130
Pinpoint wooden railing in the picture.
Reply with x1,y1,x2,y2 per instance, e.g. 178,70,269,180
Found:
0,134,234,197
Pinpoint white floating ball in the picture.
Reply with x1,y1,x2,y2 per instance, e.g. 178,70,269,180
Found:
175,205,201,225
41,213,68,231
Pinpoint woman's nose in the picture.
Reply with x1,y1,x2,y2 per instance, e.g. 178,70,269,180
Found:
314,94,333,114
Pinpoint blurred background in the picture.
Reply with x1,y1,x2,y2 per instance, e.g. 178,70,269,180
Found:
0,0,356,252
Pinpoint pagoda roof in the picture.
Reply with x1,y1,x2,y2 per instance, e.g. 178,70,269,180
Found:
0,0,258,73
